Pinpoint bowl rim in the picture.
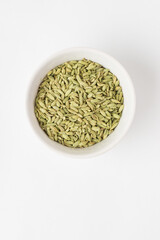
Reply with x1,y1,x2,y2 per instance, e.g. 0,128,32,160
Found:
26,47,136,158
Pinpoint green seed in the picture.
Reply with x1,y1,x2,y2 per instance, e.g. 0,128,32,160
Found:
113,113,120,119
47,93,55,100
111,99,120,103
92,127,100,132
65,89,72,96
119,105,124,113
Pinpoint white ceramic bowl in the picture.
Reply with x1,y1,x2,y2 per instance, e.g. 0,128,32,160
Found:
27,48,136,158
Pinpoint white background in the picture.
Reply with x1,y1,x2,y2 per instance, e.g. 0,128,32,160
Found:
0,0,160,239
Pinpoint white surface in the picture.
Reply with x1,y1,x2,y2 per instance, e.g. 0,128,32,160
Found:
0,0,160,239
28,48,135,158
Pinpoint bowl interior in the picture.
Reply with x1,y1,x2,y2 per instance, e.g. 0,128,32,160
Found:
27,48,135,158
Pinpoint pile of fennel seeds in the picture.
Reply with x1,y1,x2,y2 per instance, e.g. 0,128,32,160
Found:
35,58,124,148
